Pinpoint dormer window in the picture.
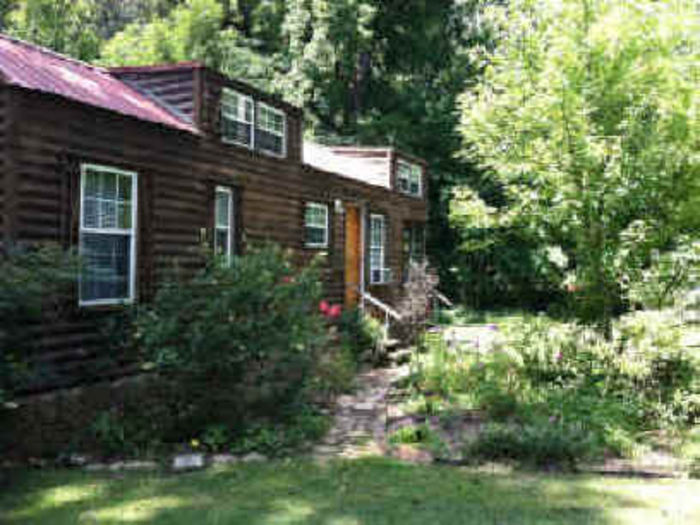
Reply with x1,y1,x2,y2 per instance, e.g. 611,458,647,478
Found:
255,102,286,157
221,88,253,147
397,160,423,197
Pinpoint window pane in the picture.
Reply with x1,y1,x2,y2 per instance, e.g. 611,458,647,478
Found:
370,218,384,247
83,196,98,228
305,204,327,228
306,226,326,246
222,119,252,146
255,129,283,155
80,233,131,302
215,228,229,257
216,191,230,228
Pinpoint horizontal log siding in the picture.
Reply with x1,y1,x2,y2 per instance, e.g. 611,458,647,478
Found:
8,85,426,392
112,69,196,124
0,87,7,243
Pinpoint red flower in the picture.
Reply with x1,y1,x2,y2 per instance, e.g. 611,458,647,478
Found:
282,276,293,284
319,300,330,314
328,304,342,319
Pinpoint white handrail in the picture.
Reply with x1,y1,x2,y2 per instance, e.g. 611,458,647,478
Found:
359,288,402,321
430,289,454,308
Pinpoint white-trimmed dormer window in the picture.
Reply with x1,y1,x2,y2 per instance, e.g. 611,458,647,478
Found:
214,186,234,264
397,160,423,197
255,102,286,157
370,214,391,284
79,164,137,306
304,202,329,248
221,88,253,147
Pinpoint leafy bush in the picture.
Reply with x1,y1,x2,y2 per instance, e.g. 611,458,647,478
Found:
389,424,435,445
228,406,329,457
467,423,593,469
412,312,699,464
135,245,328,437
0,244,78,402
337,307,384,360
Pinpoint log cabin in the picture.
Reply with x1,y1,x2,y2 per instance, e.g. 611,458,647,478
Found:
0,34,428,391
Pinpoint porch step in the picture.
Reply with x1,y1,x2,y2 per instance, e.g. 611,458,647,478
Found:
388,348,413,366
384,338,402,352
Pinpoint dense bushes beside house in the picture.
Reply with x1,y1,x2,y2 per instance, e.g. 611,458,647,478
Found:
409,312,700,468
132,246,330,445
0,245,78,403
2,244,375,459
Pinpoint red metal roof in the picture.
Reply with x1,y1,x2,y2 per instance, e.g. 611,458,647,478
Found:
0,34,197,134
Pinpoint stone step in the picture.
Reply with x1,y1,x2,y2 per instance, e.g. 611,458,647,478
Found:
389,348,413,365
384,338,402,351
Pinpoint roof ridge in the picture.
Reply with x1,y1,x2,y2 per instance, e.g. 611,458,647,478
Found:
0,32,107,73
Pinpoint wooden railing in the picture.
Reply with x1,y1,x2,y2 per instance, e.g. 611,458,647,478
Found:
358,287,402,337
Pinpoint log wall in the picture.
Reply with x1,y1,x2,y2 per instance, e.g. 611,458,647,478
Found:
4,75,426,392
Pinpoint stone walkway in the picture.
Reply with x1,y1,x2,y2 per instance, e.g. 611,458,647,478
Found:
312,364,410,461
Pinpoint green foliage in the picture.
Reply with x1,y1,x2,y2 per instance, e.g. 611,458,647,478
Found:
388,424,434,445
467,422,593,469
336,307,383,360
100,0,227,67
229,406,330,456
456,0,700,326
412,313,700,465
626,239,700,310
135,245,328,433
0,245,78,402
5,0,101,60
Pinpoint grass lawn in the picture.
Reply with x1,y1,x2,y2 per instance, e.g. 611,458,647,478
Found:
2,458,699,524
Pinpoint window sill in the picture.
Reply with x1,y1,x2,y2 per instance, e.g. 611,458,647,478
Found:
304,244,328,250
79,298,134,310
397,190,423,199
222,137,253,149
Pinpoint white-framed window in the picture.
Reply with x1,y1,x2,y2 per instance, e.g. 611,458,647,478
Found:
397,160,423,197
370,213,390,284
214,186,234,263
255,102,286,157
79,164,137,306
221,88,254,148
305,202,329,248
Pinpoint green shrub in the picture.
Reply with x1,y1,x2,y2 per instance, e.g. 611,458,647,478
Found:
389,424,434,445
229,406,329,457
337,307,383,359
412,311,699,464
467,423,593,469
0,244,78,402
135,245,328,437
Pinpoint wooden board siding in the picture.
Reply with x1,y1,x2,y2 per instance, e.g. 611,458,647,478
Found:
110,68,196,125
6,84,427,392
200,70,304,163
0,86,7,243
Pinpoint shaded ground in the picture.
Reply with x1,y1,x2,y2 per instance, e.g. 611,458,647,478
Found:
2,458,699,524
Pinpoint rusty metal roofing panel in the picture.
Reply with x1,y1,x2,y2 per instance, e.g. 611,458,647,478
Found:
0,34,197,134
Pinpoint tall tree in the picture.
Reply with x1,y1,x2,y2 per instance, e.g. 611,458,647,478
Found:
5,0,101,60
456,0,699,331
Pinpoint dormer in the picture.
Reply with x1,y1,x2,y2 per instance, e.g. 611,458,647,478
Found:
304,144,428,198
199,69,303,162
109,62,304,162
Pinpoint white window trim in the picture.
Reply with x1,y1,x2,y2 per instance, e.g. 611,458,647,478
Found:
221,88,254,149
214,186,234,263
79,163,138,307
305,202,329,248
397,160,423,198
255,101,287,158
369,213,389,284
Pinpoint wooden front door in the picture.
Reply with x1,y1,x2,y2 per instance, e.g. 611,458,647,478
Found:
344,205,362,307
